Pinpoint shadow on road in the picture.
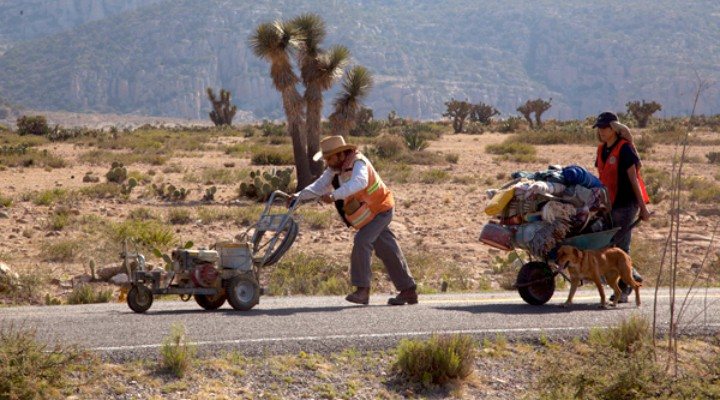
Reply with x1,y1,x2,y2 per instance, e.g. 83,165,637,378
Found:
435,302,628,315
139,305,351,317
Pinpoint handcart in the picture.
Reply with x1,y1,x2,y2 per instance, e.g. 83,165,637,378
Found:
125,190,301,313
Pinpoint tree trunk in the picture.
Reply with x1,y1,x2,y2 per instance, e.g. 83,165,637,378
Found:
305,84,324,178
534,113,543,128
521,112,534,129
281,87,312,189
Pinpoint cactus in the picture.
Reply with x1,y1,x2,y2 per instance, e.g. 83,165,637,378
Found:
202,186,217,202
120,177,138,195
238,168,294,202
106,162,127,183
152,182,190,202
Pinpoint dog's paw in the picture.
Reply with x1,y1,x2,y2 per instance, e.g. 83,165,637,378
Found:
560,302,570,308
598,304,609,309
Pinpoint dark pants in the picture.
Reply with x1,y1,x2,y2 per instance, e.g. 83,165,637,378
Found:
612,205,643,290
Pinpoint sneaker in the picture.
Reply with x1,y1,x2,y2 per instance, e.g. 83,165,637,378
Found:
610,285,633,303
388,286,418,306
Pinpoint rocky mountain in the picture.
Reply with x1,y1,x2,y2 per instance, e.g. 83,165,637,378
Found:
0,0,718,121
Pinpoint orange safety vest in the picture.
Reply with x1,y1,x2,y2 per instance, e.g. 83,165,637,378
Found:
338,153,394,229
596,139,650,206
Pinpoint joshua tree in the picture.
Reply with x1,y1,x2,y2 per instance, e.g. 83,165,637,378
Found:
443,99,473,133
250,21,312,188
626,100,662,128
469,102,500,125
291,13,349,177
329,66,373,137
516,102,534,129
517,98,552,129
206,88,237,126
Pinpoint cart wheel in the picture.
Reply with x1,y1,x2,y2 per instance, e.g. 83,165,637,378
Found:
252,218,298,266
225,275,260,311
516,261,555,306
194,291,226,310
127,284,153,313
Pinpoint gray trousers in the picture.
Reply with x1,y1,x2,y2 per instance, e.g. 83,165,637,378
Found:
350,209,415,290
612,205,643,289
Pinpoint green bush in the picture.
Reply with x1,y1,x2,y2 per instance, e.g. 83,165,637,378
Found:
497,117,523,133
129,207,159,221
402,127,430,151
16,115,50,136
250,146,294,165
167,208,193,225
0,324,82,399
588,314,652,354
394,334,476,386
486,139,537,162
267,252,351,296
160,323,196,378
0,193,12,207
445,153,459,164
373,135,407,159
111,220,175,249
519,123,596,145
0,148,66,169
420,169,450,184
66,284,114,305
79,182,122,199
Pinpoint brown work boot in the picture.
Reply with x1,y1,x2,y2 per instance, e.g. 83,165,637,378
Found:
345,287,370,305
388,286,418,306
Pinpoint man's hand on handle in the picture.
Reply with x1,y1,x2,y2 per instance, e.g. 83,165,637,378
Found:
320,194,335,204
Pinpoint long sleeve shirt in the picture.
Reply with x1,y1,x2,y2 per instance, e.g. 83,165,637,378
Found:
298,160,369,201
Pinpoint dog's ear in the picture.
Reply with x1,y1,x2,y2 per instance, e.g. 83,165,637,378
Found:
573,247,581,259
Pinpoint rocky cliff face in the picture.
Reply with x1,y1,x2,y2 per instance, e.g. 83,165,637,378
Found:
0,0,718,121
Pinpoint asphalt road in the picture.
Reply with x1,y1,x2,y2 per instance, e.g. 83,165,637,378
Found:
2,288,719,360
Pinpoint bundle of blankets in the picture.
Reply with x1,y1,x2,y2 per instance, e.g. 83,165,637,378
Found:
481,165,609,259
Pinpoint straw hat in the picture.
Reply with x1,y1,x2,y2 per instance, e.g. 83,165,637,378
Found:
312,135,357,161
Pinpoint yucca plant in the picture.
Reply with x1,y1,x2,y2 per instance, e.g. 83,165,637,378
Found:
250,21,312,188
291,13,350,177
329,65,373,137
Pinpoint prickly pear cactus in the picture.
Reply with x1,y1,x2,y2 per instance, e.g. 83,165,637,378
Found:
152,182,190,202
106,162,128,183
120,177,138,195
202,186,217,202
238,168,294,202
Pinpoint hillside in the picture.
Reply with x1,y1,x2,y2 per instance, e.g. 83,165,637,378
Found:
0,0,718,120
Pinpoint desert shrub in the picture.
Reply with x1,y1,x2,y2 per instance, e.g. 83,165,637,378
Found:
0,193,12,207
688,180,720,203
497,117,523,133
16,115,50,136
196,204,264,226
79,182,122,199
184,167,249,185
0,148,66,169
0,270,45,305
486,139,537,162
651,120,685,143
160,323,196,378
78,149,167,166
706,152,720,164
445,153,459,164
420,169,450,184
129,207,158,221
0,132,47,147
641,167,668,204
127,170,152,184
167,208,193,225
536,315,669,400
47,208,72,231
394,334,476,386
260,120,286,137
520,123,596,145
66,284,114,304
267,252,351,296
40,239,83,262
297,208,334,230
0,324,82,399
373,135,407,159
372,159,414,184
111,220,175,249
250,146,294,165
633,133,654,154
402,127,430,151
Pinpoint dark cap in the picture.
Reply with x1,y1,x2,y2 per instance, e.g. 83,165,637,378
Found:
592,111,618,128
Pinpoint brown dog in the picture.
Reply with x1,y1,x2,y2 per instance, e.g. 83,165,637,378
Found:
556,245,641,308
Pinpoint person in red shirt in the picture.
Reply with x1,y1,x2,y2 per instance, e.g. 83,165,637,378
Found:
593,112,651,302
